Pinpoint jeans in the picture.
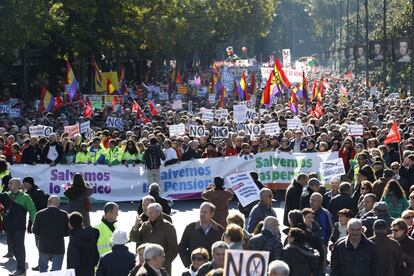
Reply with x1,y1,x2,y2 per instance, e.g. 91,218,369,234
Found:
39,253,64,272
7,230,25,272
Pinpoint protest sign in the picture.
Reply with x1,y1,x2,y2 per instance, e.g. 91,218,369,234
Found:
221,66,234,93
225,171,260,207
301,124,316,137
86,95,103,109
202,109,214,121
287,118,302,130
0,104,11,113
235,123,245,132
197,87,208,97
172,100,183,110
224,249,269,276
233,105,247,123
320,158,346,182
212,126,229,138
215,109,228,120
347,124,363,136
96,71,118,93
244,124,261,137
106,117,124,130
246,109,257,121
264,123,280,136
362,101,374,109
85,128,96,140
208,94,216,104
64,124,80,138
241,100,254,109
387,93,399,100
79,121,90,134
178,85,188,94
158,92,169,101
189,125,206,137
9,108,21,117
283,68,304,83
29,126,45,137
169,124,186,137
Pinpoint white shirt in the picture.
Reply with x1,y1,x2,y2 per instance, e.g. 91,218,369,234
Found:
47,145,58,161
163,147,177,162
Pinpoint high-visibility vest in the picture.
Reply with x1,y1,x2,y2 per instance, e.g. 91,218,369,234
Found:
122,152,139,164
105,147,122,165
75,152,90,164
89,146,105,164
95,222,116,256
0,170,10,192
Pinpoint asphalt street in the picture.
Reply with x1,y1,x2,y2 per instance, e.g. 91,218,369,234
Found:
0,199,284,275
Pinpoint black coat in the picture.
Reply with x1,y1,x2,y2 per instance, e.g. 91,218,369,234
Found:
143,144,166,170
182,148,201,161
300,187,314,209
331,235,378,276
136,263,168,276
41,142,63,164
283,181,303,226
26,184,49,212
32,206,69,255
21,144,42,164
282,242,320,276
96,244,136,276
328,193,358,222
67,226,100,276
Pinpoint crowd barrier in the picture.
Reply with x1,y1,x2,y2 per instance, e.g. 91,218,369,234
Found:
9,151,339,201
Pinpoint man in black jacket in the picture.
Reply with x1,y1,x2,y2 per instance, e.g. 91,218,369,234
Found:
328,182,358,222
143,137,165,185
300,178,321,209
41,133,63,165
331,218,378,276
21,137,42,165
182,140,201,161
284,173,308,226
32,195,69,272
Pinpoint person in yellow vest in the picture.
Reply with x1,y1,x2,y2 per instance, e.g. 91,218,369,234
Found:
88,138,106,165
94,202,119,256
0,159,11,192
122,140,141,167
75,143,91,164
105,139,122,166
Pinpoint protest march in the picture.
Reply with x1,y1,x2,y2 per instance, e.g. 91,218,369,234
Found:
1,1,414,276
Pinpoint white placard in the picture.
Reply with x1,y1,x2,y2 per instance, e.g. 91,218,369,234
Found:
202,110,214,122
320,158,346,182
347,124,363,136
246,109,257,121
241,100,254,109
29,125,45,137
362,101,374,109
224,249,269,276
212,126,229,138
233,105,247,123
244,124,261,137
225,171,260,207
9,108,21,117
208,94,216,104
169,124,185,137
85,128,96,140
264,123,280,136
172,100,183,110
215,109,228,120
301,124,316,137
158,92,169,101
189,125,206,137
106,117,124,130
79,121,90,134
287,118,302,130
282,48,291,67
64,124,80,138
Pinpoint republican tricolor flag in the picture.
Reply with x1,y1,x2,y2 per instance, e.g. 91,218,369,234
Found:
65,61,79,101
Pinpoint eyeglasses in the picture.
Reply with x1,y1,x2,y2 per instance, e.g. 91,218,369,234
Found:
192,255,205,261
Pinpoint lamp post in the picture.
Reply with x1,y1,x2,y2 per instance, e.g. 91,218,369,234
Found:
383,0,387,87
411,0,414,96
365,0,369,88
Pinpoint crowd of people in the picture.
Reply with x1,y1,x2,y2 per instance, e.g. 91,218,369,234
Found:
0,68,413,276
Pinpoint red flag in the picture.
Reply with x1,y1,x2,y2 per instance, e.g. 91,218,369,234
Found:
132,100,139,113
176,69,182,84
233,79,238,98
314,98,324,118
261,70,275,105
54,96,63,112
83,97,93,118
112,96,117,110
148,100,158,116
384,122,401,145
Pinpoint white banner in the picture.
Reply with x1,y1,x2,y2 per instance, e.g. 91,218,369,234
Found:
10,151,339,200
225,172,260,207
9,108,20,118
347,125,363,136
283,68,303,83
260,67,273,84
215,109,228,120
212,126,229,138
287,118,302,130
224,249,269,276
233,105,247,123
169,124,186,137
79,121,90,134
264,123,280,136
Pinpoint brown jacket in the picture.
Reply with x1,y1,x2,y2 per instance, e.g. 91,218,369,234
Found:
129,215,178,271
369,234,404,276
202,188,233,228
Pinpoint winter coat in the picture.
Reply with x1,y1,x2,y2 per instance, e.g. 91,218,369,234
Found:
328,193,358,222
247,202,277,233
202,188,233,228
369,234,404,276
282,242,320,276
143,144,166,169
283,180,303,226
96,244,136,276
248,229,283,262
67,226,100,276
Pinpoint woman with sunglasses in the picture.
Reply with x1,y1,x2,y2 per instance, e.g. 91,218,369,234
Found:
401,210,414,238
181,247,209,276
122,139,140,167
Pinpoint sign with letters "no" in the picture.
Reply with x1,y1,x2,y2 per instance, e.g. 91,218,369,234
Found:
224,249,269,276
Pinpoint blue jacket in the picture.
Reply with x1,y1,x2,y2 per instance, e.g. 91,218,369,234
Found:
247,202,277,233
314,207,333,246
96,244,136,276
248,229,283,261
289,139,307,152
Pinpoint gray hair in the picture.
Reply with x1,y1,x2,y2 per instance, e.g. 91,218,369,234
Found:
149,183,160,193
211,241,228,253
347,218,362,229
310,192,323,202
260,188,272,198
143,243,164,261
142,195,156,203
147,203,162,213
263,216,279,232
268,260,290,275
